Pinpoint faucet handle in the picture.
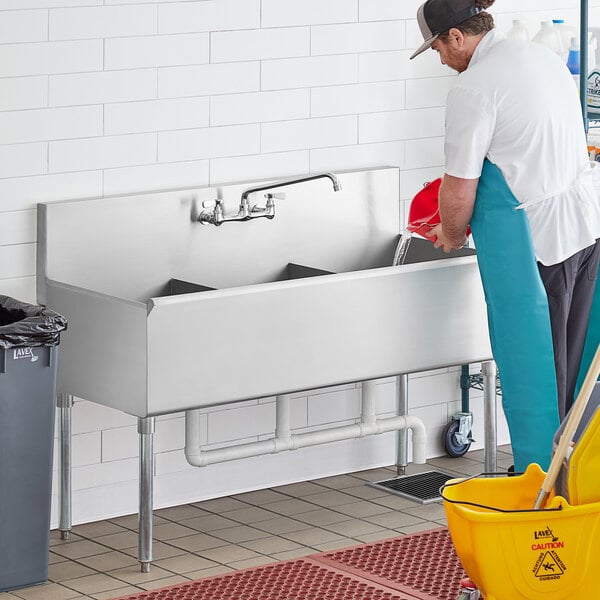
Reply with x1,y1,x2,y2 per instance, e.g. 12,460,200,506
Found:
265,192,285,200
202,199,221,209
197,199,223,225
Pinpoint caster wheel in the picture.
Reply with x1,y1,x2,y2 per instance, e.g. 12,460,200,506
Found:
443,419,472,457
457,578,480,600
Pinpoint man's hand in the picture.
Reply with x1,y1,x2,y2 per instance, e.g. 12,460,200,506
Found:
424,224,467,252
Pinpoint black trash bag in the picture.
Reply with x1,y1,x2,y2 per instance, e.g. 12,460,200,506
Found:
0,295,67,349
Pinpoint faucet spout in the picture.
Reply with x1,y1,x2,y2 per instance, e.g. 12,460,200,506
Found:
198,172,341,226
240,172,342,203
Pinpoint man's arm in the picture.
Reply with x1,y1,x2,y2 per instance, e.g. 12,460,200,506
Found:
426,174,478,252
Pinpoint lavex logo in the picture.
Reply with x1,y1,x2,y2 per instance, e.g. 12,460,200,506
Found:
13,347,38,362
534,526,558,542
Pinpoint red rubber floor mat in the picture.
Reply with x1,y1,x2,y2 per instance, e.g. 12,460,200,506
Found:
315,528,466,600
113,558,425,600
111,528,467,600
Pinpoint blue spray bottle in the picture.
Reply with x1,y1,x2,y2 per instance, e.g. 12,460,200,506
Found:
567,37,580,88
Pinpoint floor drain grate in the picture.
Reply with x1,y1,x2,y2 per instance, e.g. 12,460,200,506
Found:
367,471,453,503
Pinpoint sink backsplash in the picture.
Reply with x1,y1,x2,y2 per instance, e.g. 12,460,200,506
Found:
38,168,400,303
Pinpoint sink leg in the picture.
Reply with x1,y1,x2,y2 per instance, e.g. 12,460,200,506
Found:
395,374,409,476
481,361,498,472
57,393,74,540
138,416,155,573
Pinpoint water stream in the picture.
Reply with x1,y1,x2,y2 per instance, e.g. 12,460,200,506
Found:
392,228,413,266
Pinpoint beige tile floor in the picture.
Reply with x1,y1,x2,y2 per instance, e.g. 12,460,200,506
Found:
0,445,513,600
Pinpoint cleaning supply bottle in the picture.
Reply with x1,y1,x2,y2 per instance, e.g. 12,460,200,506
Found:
552,19,576,60
506,19,529,41
589,132,600,160
587,141,596,161
587,132,597,160
532,21,563,56
567,37,580,87
587,29,600,113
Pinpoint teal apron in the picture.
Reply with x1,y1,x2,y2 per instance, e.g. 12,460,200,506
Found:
471,160,559,471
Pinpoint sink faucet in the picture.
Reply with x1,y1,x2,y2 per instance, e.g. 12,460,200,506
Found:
197,172,342,226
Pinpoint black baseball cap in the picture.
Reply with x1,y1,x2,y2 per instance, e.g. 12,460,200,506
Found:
410,0,484,59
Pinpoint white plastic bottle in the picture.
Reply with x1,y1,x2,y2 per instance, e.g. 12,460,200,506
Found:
506,19,529,41
532,21,564,56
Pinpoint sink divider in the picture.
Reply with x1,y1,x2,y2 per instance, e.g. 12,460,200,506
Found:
163,279,215,296
286,263,335,280
155,266,334,301
183,380,427,468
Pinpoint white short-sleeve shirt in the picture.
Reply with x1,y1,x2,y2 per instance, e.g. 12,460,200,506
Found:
445,29,600,265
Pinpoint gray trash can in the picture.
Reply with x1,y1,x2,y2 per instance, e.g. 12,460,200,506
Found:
0,296,67,592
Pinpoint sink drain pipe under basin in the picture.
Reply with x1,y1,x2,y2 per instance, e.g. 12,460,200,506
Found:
184,380,427,467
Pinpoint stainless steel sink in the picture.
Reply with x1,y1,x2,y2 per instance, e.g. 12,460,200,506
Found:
38,166,495,572
37,167,491,418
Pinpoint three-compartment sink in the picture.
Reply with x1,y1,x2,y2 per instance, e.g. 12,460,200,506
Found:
37,167,492,417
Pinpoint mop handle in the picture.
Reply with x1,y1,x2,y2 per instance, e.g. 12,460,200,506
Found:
534,343,600,509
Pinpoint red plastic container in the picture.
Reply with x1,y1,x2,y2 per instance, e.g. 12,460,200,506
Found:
408,178,471,240
407,178,442,238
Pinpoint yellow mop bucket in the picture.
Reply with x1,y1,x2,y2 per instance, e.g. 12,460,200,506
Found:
442,464,600,599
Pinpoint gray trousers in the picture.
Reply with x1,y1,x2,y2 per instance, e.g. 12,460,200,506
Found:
538,239,600,421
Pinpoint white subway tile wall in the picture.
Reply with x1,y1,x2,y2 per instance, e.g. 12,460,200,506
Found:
158,62,260,97
0,76,48,111
0,40,103,77
49,5,157,40
105,97,210,136
0,0,591,525
211,27,309,63
49,133,158,173
103,160,209,196
0,105,103,145
261,116,357,153
105,33,210,70
0,10,48,44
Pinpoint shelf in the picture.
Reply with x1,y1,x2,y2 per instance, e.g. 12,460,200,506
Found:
588,110,600,122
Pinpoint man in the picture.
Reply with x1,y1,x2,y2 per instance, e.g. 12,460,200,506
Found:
411,0,600,470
